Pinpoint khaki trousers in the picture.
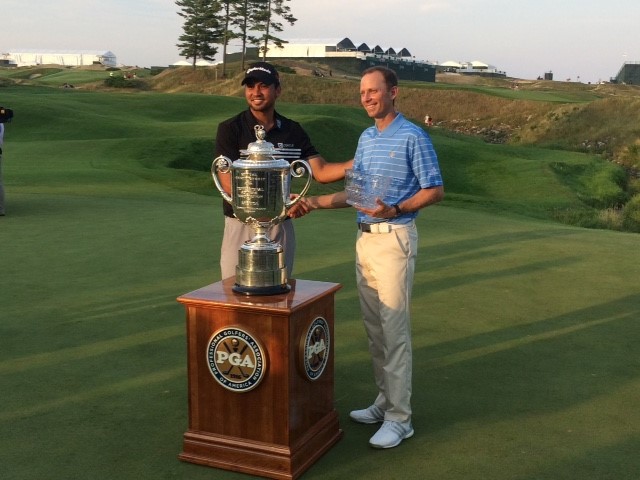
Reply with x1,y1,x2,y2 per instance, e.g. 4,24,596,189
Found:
355,222,417,423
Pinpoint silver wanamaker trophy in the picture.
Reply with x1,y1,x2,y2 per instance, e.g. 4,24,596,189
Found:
212,125,312,295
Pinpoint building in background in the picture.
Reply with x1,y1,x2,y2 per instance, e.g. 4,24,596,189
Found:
4,50,117,68
437,59,506,78
263,37,437,82
612,61,640,85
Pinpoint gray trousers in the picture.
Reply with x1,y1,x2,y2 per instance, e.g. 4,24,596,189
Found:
220,216,296,280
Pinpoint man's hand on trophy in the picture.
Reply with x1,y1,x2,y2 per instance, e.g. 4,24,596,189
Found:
288,194,312,219
355,198,396,219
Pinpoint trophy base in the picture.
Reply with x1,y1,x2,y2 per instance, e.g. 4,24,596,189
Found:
232,283,291,296
233,239,289,296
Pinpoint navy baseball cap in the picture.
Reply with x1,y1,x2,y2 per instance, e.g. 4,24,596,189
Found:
241,62,280,86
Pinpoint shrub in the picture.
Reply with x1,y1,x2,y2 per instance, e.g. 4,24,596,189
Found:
597,208,623,230
622,194,640,232
617,140,640,171
550,207,599,228
103,76,144,89
583,164,629,208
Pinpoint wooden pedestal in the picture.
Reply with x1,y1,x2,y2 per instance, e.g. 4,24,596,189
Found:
177,278,343,480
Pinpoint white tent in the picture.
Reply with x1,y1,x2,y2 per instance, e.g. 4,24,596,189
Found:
171,59,219,67
440,60,462,68
470,60,489,69
7,50,116,67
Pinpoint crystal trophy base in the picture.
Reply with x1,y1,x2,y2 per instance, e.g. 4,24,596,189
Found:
345,169,392,209
233,240,291,296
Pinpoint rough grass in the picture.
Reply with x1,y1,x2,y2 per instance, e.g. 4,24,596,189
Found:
2,75,636,230
4,62,640,170
141,64,640,174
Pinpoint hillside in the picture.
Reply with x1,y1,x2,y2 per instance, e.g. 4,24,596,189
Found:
143,62,640,175
1,62,639,231
2,62,639,173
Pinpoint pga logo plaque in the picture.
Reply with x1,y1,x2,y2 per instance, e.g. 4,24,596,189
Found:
299,317,330,381
206,327,266,392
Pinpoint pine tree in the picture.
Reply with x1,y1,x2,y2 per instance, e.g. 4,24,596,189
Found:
230,0,253,70
219,0,245,77
230,0,268,70
176,0,224,69
248,0,297,61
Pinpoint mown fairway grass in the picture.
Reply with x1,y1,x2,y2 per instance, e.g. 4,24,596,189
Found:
1,85,639,480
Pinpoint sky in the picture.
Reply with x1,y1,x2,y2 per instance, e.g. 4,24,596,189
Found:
3,0,639,84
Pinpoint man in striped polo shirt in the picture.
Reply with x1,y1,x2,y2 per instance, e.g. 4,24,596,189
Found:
299,66,444,448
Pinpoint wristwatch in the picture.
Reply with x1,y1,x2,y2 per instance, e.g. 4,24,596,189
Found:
392,204,402,216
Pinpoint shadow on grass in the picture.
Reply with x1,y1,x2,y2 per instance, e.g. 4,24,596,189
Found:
317,294,640,480
416,292,640,429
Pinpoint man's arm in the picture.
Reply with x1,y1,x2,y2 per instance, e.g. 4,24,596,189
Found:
306,190,351,209
214,121,238,195
357,186,445,219
288,190,351,218
396,185,444,212
218,168,232,195
307,155,353,183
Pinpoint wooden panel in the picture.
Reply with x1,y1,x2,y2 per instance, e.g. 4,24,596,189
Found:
178,279,343,479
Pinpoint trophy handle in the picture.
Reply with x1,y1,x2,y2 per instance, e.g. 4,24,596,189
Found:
285,159,313,208
211,155,233,203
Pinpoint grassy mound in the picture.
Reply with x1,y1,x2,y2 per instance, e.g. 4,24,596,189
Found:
1,81,634,230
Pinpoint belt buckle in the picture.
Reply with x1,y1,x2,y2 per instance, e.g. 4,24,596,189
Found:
372,223,391,234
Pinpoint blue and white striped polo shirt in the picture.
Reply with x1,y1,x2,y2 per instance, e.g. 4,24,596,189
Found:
353,113,443,225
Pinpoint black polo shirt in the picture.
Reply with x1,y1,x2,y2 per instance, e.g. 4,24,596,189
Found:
215,109,319,218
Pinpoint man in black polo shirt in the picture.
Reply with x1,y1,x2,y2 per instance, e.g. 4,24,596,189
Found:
215,62,352,280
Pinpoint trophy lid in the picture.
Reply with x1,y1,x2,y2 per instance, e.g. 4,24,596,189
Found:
240,125,276,159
